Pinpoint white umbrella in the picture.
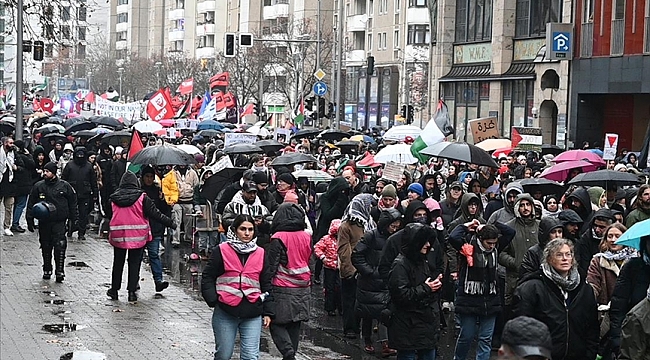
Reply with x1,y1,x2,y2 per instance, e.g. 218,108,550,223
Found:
374,143,418,164
247,125,271,137
383,125,422,142
293,169,333,182
133,120,163,133
175,144,203,155
474,138,511,151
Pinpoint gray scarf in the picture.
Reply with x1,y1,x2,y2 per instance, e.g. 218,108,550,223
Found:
226,227,258,254
594,247,638,261
542,262,580,292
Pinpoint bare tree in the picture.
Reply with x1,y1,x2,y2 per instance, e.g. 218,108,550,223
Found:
210,46,268,105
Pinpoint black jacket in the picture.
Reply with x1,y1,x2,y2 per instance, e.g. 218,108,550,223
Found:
558,209,584,242
216,181,243,214
62,148,97,199
314,177,350,241
514,271,599,360
565,188,594,234
387,224,441,351
519,217,563,280
609,256,650,350
483,196,503,221
108,172,174,229
575,208,615,278
352,208,402,318
27,176,78,223
31,146,47,185
11,150,35,196
141,182,172,238
97,151,113,192
110,158,127,195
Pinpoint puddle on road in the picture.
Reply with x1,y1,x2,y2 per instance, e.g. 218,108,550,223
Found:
52,309,72,315
45,299,66,305
43,323,78,333
59,350,106,360
67,261,89,267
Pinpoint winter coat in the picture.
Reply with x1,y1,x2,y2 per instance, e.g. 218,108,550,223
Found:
338,219,365,279
216,180,243,214
223,192,273,247
514,270,599,360
352,208,402,318
619,297,650,360
161,171,179,205
173,169,199,203
387,224,441,351
447,193,486,234
448,222,515,316
97,152,113,192
141,182,172,238
575,208,616,277
11,150,35,196
519,217,563,280
440,198,461,228
483,196,503,221
27,176,78,223
193,184,218,232
609,256,650,350
565,188,594,233
501,194,539,305
487,182,524,225
31,146,47,185
558,209,584,242
314,220,341,270
110,158,127,193
625,206,650,228
315,177,350,241
61,151,97,199
586,255,625,305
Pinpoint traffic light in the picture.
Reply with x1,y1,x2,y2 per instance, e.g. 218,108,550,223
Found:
254,102,261,116
400,105,407,118
407,105,415,124
224,33,236,58
239,33,253,47
317,97,326,116
33,41,44,61
327,102,334,118
305,96,315,112
22,40,32,52
367,56,375,75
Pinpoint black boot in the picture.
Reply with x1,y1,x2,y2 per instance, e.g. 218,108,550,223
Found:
55,275,65,283
155,281,169,292
106,289,118,300
54,247,66,283
42,271,52,280
128,292,137,303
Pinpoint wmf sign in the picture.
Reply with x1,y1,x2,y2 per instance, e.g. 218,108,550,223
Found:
546,23,574,60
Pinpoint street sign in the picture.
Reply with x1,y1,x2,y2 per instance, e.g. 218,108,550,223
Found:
314,69,326,80
313,81,327,96
546,23,573,60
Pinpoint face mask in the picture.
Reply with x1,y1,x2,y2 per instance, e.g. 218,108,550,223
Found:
253,166,267,172
413,216,428,225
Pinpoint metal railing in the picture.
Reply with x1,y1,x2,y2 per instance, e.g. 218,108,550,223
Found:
611,19,625,55
581,22,594,57
644,16,650,53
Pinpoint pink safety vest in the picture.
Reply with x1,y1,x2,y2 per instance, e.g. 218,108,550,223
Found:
271,231,312,288
109,193,152,249
216,243,265,306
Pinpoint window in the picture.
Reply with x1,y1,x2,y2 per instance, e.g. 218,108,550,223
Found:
431,0,438,43
381,32,387,49
118,0,128,4
77,27,86,41
76,44,86,59
409,0,426,7
379,0,388,14
456,0,492,42
368,33,373,50
60,25,71,39
117,13,128,23
176,0,184,9
276,46,287,58
515,0,561,38
394,29,400,48
408,24,430,44
45,44,53,57
60,6,70,21
369,0,374,15
78,7,87,21
395,0,400,11
583,0,594,22
614,0,625,19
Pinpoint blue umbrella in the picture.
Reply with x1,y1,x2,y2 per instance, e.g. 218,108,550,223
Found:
615,218,650,250
589,148,604,157
197,120,224,131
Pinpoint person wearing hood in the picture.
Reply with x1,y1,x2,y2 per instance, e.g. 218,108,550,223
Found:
619,284,650,360
265,203,313,360
61,146,97,240
338,193,376,339
222,181,273,248
565,187,594,234
106,171,176,302
484,179,512,221
558,209,584,242
352,208,402,356
26,162,78,282
371,183,399,222
48,139,64,163
110,147,128,197
97,144,114,218
440,181,464,227
588,186,608,210
273,173,308,211
57,143,74,177
449,221,516,360
400,182,425,209
542,195,561,218
487,182,524,225
519,217,564,279
387,224,443,360
253,171,279,216
625,184,650,227
514,238,599,360
419,173,438,199
32,145,47,181
9,139,35,233
216,169,255,214
447,193,486,234
500,193,539,312
314,219,343,316
575,208,615,278
468,178,488,209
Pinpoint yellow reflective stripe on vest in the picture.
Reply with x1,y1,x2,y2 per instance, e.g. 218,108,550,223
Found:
278,264,310,275
111,224,150,231
215,285,261,297
275,273,310,286
216,276,261,289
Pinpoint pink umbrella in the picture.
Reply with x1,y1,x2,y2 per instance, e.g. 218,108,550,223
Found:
65,113,80,119
553,150,606,167
540,160,599,182
158,119,176,127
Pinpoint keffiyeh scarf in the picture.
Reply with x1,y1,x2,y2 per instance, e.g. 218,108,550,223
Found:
226,227,259,254
342,194,376,232
593,247,638,261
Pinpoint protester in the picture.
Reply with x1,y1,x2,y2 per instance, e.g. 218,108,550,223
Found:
57,143,74,177
619,284,650,360
10,139,34,233
170,164,200,247
565,188,595,233
625,184,650,227
558,209,584,242
498,316,553,360
61,146,98,240
313,219,342,316
487,182,524,225
440,181,463,227
194,168,220,258
222,180,272,248
519,216,564,279
0,136,16,236
575,208,615,277
313,177,349,284
542,195,560,218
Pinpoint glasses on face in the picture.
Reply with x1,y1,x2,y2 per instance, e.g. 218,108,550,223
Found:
554,252,574,259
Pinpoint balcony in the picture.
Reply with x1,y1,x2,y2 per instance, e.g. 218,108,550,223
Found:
580,22,593,58
115,40,127,50
195,46,215,59
347,14,367,32
196,0,216,13
169,8,185,21
263,3,289,20
196,23,215,36
406,7,429,24
610,19,624,56
346,49,365,64
116,22,128,33
168,29,185,41
116,4,128,14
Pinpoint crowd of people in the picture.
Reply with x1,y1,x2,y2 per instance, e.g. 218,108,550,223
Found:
1,121,649,360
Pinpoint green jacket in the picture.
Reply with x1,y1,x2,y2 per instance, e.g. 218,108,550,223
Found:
625,207,650,228
620,297,650,360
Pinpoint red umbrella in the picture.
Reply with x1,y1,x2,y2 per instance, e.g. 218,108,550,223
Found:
492,147,513,159
553,150,606,167
540,160,598,182
357,152,382,168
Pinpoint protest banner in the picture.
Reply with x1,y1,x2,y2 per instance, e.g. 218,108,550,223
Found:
95,97,143,124
511,127,543,151
274,128,291,144
382,162,405,183
224,133,257,147
603,133,618,160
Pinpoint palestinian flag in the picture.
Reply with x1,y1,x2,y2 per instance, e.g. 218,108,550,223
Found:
410,100,447,163
293,97,305,126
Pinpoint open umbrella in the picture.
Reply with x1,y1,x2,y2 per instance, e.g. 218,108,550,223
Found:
319,129,351,142
539,160,598,182
200,167,247,202
175,144,203,155
383,125,422,142
553,149,606,167
374,144,418,164
291,128,320,140
567,169,642,187
197,120,224,131
420,142,499,168
270,152,318,166
518,178,564,196
247,125,271,137
158,119,176,127
350,134,376,143
35,123,66,135
335,140,361,155
475,138,512,151
224,143,264,155
197,129,221,138
89,115,123,129
615,218,650,250
541,144,565,156
256,139,284,153
133,120,164,133
64,121,96,135
357,152,382,168
129,144,197,166
0,121,15,135
73,130,102,139
42,132,67,142
293,170,333,182
100,130,132,146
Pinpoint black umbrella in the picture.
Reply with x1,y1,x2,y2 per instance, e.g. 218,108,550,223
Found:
12,108,34,116
256,139,284,153
100,130,132,146
197,129,222,138
89,115,123,129
291,128,320,140
200,167,247,202
567,170,642,187
43,133,67,142
224,143,264,155
0,121,14,135
47,116,65,124
270,152,318,166
420,142,499,168
518,178,564,196
64,121,97,135
319,129,350,142
335,139,361,155
73,130,101,139
129,144,197,166
63,116,85,128
541,144,565,156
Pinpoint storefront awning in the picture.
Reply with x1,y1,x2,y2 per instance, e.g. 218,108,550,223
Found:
439,64,491,82
501,62,536,80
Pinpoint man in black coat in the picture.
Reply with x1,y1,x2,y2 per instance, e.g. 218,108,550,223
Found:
215,169,254,214
62,146,97,240
575,208,615,278
440,181,464,228
110,148,128,197
10,140,35,233
558,209,583,242
97,144,113,217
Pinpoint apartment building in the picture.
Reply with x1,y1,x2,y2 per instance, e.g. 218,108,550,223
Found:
109,0,150,59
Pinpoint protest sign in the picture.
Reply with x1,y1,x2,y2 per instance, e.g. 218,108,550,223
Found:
469,117,499,144
274,129,291,144
382,162,405,183
95,97,143,124
224,133,257,147
603,133,618,160
511,127,543,151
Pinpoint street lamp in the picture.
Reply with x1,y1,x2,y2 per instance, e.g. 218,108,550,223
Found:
155,61,162,89
117,67,124,102
87,71,92,92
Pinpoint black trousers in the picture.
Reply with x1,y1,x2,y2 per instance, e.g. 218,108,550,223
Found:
39,221,67,276
341,277,360,335
111,247,144,292
270,321,302,359
75,198,90,236
323,268,342,312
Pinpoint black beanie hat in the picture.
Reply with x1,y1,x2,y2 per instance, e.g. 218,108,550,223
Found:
277,173,294,186
253,171,269,184
44,162,57,174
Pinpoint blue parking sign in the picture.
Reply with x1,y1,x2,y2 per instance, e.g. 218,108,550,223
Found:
553,32,571,52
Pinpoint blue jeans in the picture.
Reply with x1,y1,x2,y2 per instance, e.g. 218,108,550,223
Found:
144,237,163,282
454,313,497,360
198,230,219,252
12,194,27,228
211,305,261,360
397,349,436,360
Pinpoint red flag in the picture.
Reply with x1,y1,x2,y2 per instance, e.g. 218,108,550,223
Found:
240,103,254,118
146,89,175,121
128,130,144,160
176,78,194,95
209,72,229,88
175,97,191,118
223,92,236,109
212,91,226,112
84,91,95,103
